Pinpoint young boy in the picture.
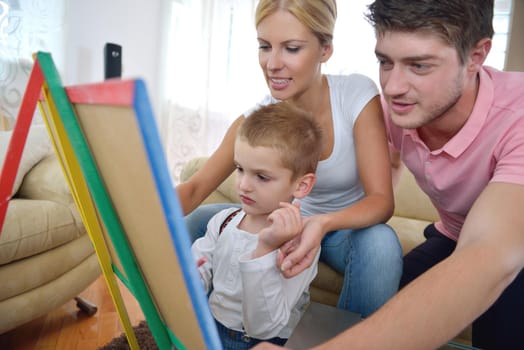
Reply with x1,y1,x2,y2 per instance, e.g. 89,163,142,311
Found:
191,102,323,349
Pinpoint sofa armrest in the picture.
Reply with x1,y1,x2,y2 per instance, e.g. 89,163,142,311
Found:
16,154,72,206
179,157,238,204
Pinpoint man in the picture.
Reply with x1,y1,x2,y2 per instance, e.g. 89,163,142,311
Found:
255,0,524,349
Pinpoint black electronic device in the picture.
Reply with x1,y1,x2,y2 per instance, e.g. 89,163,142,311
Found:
104,43,122,79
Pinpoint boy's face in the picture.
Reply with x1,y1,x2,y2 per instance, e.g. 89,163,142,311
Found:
234,138,298,217
375,30,468,130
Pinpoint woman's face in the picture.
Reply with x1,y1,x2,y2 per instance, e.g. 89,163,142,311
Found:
257,10,328,101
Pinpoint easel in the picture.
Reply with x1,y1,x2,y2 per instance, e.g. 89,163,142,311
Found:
0,54,141,348
20,52,221,350
0,60,43,233
36,55,142,349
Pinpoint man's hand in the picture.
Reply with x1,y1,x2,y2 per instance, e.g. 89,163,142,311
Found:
277,215,324,278
253,202,303,258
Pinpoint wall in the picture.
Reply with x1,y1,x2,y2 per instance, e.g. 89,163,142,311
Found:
505,0,524,71
62,0,169,116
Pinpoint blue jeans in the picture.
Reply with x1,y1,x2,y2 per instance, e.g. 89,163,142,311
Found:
320,224,402,317
215,319,286,350
185,203,403,318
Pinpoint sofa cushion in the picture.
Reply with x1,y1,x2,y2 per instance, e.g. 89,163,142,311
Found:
393,167,439,222
179,156,238,203
0,234,95,300
0,124,52,197
0,199,85,265
0,244,100,334
17,155,72,205
387,216,431,255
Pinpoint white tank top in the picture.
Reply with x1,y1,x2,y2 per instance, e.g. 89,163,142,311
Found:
244,74,379,216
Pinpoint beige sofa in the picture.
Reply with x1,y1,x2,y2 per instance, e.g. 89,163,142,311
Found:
179,157,472,345
0,54,101,333
0,153,101,334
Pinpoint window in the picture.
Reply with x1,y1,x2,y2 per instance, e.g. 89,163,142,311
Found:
163,0,514,181
0,0,65,123
165,0,513,116
487,0,513,69
328,0,513,86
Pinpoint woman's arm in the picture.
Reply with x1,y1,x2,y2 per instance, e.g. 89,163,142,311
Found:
279,96,394,276
320,95,394,231
176,115,245,215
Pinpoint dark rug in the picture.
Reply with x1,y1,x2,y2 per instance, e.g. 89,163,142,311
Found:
98,320,158,350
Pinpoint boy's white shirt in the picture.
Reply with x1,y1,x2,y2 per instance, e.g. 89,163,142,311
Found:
191,207,320,339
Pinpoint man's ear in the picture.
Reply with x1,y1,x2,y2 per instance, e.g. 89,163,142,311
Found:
467,38,491,72
293,173,316,199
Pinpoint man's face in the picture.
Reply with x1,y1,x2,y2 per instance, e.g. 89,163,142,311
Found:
375,31,467,129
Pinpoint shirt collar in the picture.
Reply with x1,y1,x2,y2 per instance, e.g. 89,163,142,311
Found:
404,67,494,158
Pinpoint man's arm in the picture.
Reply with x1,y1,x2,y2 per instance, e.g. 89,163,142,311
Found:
314,182,524,350
254,182,524,349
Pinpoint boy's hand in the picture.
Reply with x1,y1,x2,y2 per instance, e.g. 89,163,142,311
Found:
278,215,323,278
252,202,303,258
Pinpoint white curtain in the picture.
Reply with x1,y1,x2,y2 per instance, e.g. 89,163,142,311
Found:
0,0,65,125
162,0,512,184
161,0,391,183
162,0,262,183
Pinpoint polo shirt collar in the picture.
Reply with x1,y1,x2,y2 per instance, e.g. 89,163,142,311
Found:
404,67,494,158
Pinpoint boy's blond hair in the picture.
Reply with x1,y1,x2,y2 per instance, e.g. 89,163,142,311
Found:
238,102,323,181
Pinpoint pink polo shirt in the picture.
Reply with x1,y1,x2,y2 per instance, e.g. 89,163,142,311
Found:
385,66,524,241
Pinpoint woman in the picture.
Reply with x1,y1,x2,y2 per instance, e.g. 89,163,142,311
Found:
176,0,402,317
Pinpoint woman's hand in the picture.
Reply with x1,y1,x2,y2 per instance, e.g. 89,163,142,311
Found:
277,215,325,278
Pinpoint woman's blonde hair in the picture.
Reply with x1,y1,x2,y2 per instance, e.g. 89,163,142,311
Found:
255,0,337,46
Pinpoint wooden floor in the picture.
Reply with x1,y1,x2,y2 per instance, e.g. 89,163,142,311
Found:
0,276,473,350
0,276,145,350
